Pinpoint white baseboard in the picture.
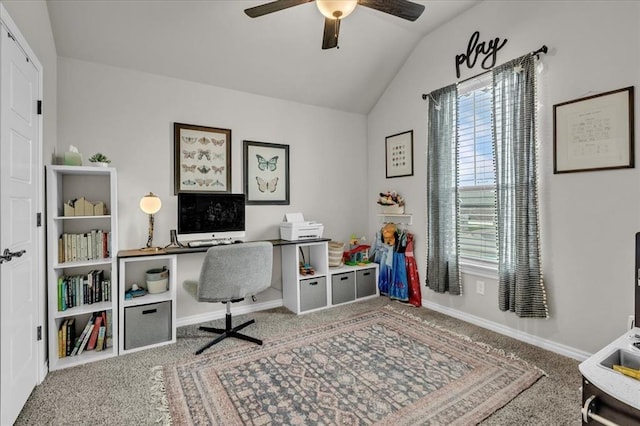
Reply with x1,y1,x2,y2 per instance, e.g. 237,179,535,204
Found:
421,299,592,362
177,299,284,328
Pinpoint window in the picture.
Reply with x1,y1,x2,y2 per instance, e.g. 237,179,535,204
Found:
457,75,497,263
426,55,546,316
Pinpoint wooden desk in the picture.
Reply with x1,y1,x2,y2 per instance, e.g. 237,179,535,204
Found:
117,238,331,258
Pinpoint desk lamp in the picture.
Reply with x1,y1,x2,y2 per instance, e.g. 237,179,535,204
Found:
140,192,162,250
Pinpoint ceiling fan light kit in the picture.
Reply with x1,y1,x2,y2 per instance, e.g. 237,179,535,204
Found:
245,0,425,50
316,0,357,19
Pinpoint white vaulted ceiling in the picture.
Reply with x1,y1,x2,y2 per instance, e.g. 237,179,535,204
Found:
46,0,478,114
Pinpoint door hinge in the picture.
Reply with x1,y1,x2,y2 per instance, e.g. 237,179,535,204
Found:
37,100,42,115
36,212,42,227
37,326,42,341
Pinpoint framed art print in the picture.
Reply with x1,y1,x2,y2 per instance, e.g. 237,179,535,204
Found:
243,140,289,205
385,130,414,178
553,87,634,174
174,123,231,193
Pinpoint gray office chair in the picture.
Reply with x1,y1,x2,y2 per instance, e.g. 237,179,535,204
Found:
184,241,273,354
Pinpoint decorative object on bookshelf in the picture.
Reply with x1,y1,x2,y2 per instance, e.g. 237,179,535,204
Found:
139,192,162,250
125,284,147,299
63,197,107,216
63,145,82,166
146,267,169,294
88,152,111,167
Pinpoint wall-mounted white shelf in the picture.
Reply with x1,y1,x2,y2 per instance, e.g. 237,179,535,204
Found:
377,213,413,226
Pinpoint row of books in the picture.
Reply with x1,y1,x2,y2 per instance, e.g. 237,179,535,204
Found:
58,310,111,358
57,230,111,264
57,270,111,312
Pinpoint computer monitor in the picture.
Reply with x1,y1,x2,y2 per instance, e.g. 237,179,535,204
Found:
177,193,246,242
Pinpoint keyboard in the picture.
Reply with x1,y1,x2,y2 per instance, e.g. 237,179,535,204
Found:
187,240,219,248
186,239,234,248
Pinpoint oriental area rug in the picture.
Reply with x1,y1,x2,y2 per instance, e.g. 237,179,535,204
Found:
156,306,544,425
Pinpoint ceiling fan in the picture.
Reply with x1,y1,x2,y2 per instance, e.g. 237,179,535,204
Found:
244,0,426,50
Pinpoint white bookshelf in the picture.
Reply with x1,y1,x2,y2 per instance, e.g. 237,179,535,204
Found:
46,165,118,370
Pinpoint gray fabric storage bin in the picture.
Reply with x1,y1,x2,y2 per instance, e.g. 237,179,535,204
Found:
124,301,172,350
300,276,327,312
356,268,377,298
332,272,355,305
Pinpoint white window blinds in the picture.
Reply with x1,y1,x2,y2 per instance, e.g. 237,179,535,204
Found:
457,75,497,262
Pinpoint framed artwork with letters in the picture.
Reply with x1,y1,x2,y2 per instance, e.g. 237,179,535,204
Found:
553,87,634,174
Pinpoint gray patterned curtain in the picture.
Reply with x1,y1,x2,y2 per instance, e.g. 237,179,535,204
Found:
493,55,548,318
426,84,461,295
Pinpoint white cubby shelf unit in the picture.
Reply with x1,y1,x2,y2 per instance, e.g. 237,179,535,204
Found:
281,240,379,314
46,165,118,370
118,252,177,355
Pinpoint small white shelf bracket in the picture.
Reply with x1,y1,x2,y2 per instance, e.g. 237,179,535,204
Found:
377,213,413,226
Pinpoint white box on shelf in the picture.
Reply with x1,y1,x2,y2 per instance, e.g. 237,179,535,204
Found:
280,212,324,241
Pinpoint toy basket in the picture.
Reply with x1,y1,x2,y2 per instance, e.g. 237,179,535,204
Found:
328,241,344,267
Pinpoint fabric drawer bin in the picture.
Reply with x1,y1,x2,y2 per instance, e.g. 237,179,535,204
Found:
124,301,172,350
356,268,377,298
300,276,327,312
332,272,355,305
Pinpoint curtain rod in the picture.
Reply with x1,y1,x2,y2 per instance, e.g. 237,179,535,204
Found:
421,44,548,100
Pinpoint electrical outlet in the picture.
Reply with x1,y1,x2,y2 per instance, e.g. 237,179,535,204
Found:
628,315,635,330
476,280,485,295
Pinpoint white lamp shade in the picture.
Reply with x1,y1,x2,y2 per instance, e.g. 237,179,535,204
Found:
316,0,357,19
140,193,162,215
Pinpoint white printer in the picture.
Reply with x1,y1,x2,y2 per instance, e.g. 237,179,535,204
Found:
280,213,324,241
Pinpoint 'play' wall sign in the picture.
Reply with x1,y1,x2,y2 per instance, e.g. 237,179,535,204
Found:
455,31,508,78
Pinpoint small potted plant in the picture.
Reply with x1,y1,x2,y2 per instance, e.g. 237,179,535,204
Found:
88,153,111,167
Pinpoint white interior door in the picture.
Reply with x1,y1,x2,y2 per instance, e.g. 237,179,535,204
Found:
0,18,41,425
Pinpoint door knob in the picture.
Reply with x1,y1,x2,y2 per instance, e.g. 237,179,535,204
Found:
0,248,26,264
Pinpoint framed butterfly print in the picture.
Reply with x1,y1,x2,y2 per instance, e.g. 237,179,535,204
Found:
243,140,289,205
174,122,231,194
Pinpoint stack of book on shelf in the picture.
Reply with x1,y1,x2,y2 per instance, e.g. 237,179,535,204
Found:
57,270,110,311
57,229,111,263
58,310,112,358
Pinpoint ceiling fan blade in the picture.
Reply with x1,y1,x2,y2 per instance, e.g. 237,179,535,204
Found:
358,0,425,21
244,0,313,18
322,18,339,50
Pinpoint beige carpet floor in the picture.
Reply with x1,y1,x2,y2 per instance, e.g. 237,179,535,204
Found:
16,297,582,425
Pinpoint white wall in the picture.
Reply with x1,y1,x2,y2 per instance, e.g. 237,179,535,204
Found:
57,57,368,319
368,0,640,355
